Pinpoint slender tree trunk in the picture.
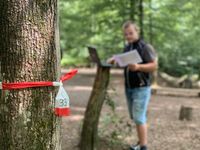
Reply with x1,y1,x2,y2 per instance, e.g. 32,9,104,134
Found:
80,66,110,150
130,0,137,21
139,0,144,38
148,0,153,45
0,1,61,149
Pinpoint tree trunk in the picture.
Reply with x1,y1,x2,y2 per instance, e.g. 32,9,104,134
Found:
148,0,153,45
138,0,144,38
80,66,110,150
130,0,137,21
0,1,61,149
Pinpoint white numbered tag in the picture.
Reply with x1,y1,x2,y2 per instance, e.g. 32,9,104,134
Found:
55,85,70,116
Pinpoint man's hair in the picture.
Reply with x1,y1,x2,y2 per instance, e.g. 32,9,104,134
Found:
122,21,140,34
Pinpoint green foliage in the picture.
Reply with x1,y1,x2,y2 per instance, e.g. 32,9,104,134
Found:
150,0,200,76
99,92,134,146
59,0,200,77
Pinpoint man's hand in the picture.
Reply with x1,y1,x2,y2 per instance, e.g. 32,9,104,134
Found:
128,64,140,72
107,57,116,64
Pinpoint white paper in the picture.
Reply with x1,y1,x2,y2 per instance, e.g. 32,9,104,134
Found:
113,50,142,67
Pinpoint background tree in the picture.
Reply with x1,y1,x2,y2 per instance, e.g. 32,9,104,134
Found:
0,0,61,149
130,0,137,21
138,0,144,38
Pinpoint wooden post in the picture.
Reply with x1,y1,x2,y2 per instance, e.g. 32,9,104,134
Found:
80,66,110,150
179,105,193,121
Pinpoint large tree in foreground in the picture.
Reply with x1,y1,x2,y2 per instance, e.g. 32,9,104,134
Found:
0,0,61,149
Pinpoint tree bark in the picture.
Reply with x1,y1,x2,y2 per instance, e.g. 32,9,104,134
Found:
0,1,61,149
148,0,153,45
138,0,144,38
130,0,137,21
80,66,110,150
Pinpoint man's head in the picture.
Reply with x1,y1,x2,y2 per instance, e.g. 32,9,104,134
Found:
122,21,140,43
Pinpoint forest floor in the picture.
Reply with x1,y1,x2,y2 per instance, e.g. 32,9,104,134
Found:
61,68,200,150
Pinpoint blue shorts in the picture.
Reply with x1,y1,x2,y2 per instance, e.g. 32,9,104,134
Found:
125,86,151,125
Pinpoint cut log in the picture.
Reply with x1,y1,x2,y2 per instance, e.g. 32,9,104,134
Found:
159,72,200,88
159,72,188,87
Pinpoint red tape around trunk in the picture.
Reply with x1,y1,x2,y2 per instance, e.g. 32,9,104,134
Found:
1,69,78,90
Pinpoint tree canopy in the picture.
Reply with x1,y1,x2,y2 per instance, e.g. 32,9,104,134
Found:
59,0,200,77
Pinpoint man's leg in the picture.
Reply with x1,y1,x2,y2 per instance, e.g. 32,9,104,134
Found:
136,123,147,146
125,88,134,119
132,87,151,149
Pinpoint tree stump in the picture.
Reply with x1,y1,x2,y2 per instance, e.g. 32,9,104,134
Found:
80,66,110,150
179,105,193,121
198,92,200,97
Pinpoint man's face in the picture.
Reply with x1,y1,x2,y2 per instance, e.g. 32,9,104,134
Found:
124,25,139,43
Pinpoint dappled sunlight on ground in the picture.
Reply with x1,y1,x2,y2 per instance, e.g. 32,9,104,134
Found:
66,115,84,122
68,86,92,91
61,68,200,150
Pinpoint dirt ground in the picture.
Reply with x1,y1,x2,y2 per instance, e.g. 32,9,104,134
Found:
61,68,200,150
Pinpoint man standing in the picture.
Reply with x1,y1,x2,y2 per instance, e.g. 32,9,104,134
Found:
108,21,157,150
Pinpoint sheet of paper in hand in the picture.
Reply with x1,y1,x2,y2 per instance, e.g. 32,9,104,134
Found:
55,84,70,116
113,50,142,67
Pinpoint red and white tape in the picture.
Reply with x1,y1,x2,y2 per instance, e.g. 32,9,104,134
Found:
0,69,78,117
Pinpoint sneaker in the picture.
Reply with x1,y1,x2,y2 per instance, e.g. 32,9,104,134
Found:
129,143,140,150
130,144,148,150
140,145,147,150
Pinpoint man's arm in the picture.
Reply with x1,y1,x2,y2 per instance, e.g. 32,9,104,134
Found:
128,60,157,73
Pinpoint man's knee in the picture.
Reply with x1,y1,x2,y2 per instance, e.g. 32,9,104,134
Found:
133,114,146,125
